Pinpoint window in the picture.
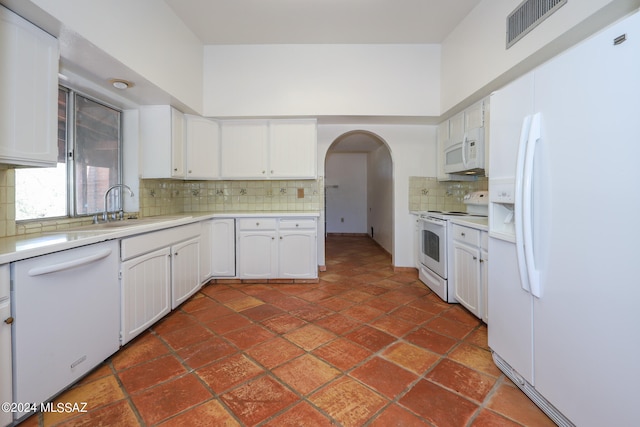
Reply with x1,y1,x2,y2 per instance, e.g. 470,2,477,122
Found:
16,88,122,220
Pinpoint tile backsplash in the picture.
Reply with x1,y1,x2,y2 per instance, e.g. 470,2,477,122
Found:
409,176,488,212
140,178,323,217
1,171,322,237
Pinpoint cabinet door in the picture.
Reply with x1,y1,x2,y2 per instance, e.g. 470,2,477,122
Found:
121,247,171,344
278,229,317,278
220,120,268,179
139,106,183,179
238,230,277,278
0,6,58,167
171,237,201,309
171,108,185,178
453,241,481,317
200,220,213,283
0,299,11,427
185,115,220,180
481,247,488,323
212,219,236,277
464,100,484,129
269,120,317,179
449,112,465,146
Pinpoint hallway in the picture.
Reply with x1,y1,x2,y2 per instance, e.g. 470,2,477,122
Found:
22,236,553,426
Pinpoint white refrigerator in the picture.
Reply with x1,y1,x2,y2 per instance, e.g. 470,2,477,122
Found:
488,10,640,427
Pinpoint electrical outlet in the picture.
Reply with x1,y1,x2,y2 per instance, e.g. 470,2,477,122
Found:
297,188,304,198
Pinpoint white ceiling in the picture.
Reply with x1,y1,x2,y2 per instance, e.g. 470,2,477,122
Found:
164,0,481,44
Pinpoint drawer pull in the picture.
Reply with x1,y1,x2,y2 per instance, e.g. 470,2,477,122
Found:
4,317,14,325
256,222,260,226
296,224,299,227
461,232,466,237
473,256,478,260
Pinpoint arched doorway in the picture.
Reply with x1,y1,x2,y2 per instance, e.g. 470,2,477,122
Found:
323,130,394,260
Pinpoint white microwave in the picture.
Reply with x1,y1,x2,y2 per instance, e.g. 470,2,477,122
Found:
443,127,485,175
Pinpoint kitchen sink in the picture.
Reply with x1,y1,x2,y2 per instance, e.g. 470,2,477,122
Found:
54,215,193,233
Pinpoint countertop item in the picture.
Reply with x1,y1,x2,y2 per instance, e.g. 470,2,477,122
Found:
0,211,320,264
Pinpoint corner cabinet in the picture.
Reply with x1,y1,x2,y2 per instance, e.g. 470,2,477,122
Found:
237,217,318,279
139,108,221,180
220,119,317,179
451,224,488,321
0,5,59,168
139,106,185,179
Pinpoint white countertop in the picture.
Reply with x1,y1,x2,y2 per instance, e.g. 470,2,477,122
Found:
0,211,320,264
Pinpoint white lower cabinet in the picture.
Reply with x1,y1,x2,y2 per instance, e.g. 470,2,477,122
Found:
211,219,236,277
238,224,278,279
121,248,171,344
237,217,317,279
278,220,317,279
171,237,201,309
0,264,11,427
120,223,201,344
452,224,488,320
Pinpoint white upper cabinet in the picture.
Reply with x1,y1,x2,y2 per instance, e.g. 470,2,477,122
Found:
221,119,317,179
185,115,220,180
220,120,269,179
269,119,317,179
140,107,221,180
0,5,59,168
139,106,184,179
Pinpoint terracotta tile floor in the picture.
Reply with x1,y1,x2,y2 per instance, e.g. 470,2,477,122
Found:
21,236,555,427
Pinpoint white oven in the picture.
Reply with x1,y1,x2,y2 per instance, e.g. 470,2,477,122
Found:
416,191,489,303
419,216,447,278
418,215,453,302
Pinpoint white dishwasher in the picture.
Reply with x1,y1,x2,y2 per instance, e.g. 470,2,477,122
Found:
11,240,120,420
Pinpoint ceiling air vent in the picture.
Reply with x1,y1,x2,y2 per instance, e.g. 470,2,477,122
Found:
507,0,567,48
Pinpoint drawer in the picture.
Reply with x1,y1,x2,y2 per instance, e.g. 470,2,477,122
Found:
121,223,200,261
279,218,316,230
237,218,277,231
451,224,480,246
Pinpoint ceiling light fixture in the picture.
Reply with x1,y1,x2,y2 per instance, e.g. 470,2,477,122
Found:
109,79,134,90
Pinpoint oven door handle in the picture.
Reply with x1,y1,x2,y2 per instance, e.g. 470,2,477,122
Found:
420,217,445,227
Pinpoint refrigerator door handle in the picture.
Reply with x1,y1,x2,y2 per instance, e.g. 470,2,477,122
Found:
522,112,542,298
515,115,532,293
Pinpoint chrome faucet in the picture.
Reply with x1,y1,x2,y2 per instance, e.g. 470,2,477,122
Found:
103,184,134,222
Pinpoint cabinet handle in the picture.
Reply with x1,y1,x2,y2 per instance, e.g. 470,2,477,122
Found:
174,252,178,256
461,232,466,237
473,256,477,260
188,170,192,173
272,237,275,240
479,259,484,263
280,236,283,240
271,170,274,174
256,222,260,226
4,317,14,325
174,168,178,171
262,170,266,174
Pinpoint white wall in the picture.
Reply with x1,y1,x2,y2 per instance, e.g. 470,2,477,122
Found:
318,124,436,268
325,153,368,234
27,0,204,112
203,44,441,117
367,145,393,254
440,0,639,114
